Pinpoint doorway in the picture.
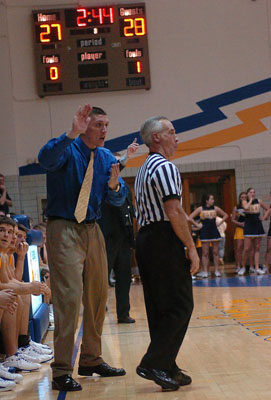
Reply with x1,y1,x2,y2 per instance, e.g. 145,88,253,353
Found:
182,169,236,261
124,169,237,261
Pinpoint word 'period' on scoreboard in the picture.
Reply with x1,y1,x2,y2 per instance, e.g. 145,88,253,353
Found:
32,3,151,96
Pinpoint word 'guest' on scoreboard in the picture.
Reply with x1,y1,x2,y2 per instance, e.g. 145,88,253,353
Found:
32,3,151,97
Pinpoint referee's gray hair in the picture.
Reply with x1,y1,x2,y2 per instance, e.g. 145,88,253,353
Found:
140,116,169,147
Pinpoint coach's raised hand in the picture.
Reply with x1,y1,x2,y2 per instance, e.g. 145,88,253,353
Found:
67,104,92,139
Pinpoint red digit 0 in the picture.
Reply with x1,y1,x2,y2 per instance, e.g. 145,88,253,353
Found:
50,66,59,80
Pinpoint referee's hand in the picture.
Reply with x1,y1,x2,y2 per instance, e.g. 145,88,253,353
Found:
188,247,200,276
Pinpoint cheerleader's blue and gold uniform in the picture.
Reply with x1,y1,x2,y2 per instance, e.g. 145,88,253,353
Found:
199,206,221,242
244,199,265,237
234,207,245,240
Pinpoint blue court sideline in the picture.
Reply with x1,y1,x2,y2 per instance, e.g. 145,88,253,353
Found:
193,274,271,287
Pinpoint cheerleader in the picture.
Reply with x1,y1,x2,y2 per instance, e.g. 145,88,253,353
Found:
239,188,268,275
189,194,228,278
262,190,271,272
232,192,247,273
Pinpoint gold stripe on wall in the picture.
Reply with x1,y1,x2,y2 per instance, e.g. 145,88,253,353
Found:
126,102,271,168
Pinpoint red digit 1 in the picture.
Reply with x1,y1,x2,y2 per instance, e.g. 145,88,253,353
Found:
77,8,87,27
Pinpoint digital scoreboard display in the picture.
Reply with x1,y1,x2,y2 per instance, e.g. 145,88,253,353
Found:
32,3,151,97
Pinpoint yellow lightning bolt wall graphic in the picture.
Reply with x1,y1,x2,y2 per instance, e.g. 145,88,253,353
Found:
127,102,271,168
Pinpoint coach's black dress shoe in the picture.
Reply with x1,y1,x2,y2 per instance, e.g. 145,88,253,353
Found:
136,365,179,391
78,362,126,377
118,316,136,324
52,374,82,391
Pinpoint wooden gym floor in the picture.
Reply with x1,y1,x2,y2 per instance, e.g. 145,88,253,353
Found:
7,266,271,400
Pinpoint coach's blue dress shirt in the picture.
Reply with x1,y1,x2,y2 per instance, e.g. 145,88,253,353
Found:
38,133,127,221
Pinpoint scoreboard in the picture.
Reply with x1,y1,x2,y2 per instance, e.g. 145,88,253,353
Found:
32,3,151,97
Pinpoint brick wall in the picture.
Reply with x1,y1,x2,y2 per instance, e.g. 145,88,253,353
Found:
19,175,47,224
5,174,46,225
4,175,20,215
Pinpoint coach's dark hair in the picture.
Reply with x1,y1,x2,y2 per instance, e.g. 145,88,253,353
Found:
90,106,107,116
246,187,254,194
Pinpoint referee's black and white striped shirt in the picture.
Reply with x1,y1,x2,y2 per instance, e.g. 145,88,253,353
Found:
135,152,182,226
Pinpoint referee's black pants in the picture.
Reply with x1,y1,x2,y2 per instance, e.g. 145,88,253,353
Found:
136,221,194,372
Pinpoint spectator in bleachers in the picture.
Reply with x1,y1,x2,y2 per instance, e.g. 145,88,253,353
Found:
0,277,21,392
0,288,17,314
0,174,12,215
7,223,51,349
0,216,53,377
16,224,28,247
0,216,29,391
12,220,54,354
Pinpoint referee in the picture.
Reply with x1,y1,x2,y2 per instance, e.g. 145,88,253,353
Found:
135,116,199,391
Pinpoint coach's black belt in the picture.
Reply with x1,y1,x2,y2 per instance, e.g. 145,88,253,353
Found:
48,216,96,224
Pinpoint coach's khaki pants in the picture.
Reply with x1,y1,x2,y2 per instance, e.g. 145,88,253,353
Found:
46,219,108,378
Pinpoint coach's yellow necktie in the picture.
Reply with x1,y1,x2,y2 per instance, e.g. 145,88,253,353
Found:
74,152,94,223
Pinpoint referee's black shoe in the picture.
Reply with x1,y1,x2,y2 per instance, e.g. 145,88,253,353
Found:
118,316,136,324
136,365,179,391
173,368,192,386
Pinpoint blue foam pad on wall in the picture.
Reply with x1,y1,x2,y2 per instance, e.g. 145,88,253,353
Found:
12,215,30,229
27,229,43,246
